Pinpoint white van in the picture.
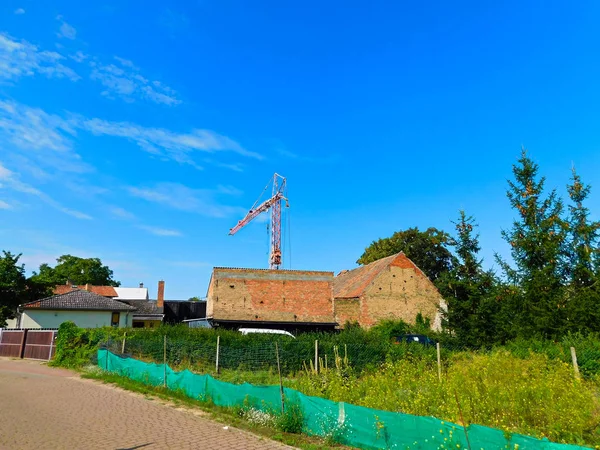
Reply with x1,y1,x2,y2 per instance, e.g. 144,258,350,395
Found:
238,328,295,338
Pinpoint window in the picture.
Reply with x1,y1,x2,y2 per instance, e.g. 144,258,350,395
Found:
111,312,120,327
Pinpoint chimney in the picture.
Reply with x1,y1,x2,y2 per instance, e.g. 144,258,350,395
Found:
157,280,165,307
139,282,144,288
85,283,91,292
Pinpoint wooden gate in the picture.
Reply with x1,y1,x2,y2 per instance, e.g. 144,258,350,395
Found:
0,330,26,357
23,330,57,360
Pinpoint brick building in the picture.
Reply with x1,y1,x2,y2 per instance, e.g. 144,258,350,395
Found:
206,267,337,331
334,252,445,329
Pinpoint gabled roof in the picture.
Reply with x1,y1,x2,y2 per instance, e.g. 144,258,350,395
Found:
333,252,427,298
54,284,118,297
120,300,163,317
23,290,136,311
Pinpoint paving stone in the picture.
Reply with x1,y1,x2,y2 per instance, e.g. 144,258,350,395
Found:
0,359,293,450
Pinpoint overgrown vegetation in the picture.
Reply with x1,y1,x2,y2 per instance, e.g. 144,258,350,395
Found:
55,322,600,447
293,351,600,446
361,150,600,344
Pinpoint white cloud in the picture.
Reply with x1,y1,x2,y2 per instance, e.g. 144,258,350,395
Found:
0,199,11,209
128,182,245,218
91,61,180,105
69,51,88,63
79,117,261,165
0,101,90,174
110,206,136,220
0,162,92,219
0,29,177,106
14,8,25,15
0,33,80,81
1,100,255,175
114,56,136,68
138,225,182,237
56,16,77,40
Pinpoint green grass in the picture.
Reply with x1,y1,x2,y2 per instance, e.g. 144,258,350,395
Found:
81,366,347,450
292,350,600,447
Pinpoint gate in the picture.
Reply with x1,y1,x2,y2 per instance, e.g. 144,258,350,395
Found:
0,330,26,357
23,330,57,360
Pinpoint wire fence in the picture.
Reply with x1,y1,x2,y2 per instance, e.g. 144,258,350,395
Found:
100,332,599,381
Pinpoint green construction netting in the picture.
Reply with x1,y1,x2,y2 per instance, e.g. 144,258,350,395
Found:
98,349,590,450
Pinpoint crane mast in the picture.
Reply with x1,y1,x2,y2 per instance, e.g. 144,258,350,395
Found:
229,173,288,269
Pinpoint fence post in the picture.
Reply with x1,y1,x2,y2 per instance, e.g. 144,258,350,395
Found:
216,335,220,375
121,332,127,354
48,331,55,361
454,390,472,450
275,341,285,413
314,340,319,374
570,346,581,380
436,342,442,382
163,335,167,388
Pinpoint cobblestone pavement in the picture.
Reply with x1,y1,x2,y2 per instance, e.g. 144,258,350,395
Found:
0,358,294,450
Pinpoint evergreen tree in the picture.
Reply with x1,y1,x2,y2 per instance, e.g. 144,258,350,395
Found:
566,168,600,287
497,150,568,338
439,211,498,346
564,168,600,332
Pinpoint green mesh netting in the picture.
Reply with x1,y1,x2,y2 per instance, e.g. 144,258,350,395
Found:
98,350,590,450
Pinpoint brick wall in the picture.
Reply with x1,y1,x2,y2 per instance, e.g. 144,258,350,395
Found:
334,298,360,326
359,265,442,328
207,268,335,323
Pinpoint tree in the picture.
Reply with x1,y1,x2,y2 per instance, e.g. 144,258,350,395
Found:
438,211,499,346
0,251,27,327
188,296,201,302
30,255,120,287
497,150,568,338
566,168,600,288
357,227,455,282
563,168,600,332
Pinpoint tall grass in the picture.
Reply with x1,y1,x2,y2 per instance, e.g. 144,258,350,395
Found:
292,350,600,446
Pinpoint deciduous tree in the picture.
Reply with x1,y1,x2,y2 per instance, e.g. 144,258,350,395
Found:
358,227,455,282
30,254,120,287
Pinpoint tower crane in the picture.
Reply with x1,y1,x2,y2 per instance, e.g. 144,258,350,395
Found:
229,173,289,269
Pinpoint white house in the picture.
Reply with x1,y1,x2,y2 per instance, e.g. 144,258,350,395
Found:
18,290,136,329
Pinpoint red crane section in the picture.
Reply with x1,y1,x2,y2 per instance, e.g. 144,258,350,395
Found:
229,173,288,269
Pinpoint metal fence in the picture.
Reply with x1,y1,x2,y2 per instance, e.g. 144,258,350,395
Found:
103,332,599,381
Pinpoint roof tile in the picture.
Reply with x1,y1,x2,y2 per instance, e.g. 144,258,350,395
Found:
333,252,425,298
54,285,118,297
23,290,136,311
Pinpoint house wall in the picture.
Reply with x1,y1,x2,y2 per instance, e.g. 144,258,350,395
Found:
206,279,215,318
208,268,335,323
20,310,130,329
4,318,18,328
132,319,161,328
358,264,443,329
334,297,361,326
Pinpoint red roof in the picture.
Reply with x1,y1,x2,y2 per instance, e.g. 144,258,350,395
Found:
53,284,118,297
333,252,426,298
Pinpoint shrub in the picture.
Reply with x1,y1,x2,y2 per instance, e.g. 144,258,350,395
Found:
276,401,304,434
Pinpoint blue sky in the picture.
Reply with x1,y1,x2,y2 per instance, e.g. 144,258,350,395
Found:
1,1,600,299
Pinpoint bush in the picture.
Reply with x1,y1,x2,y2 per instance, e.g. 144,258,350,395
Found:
52,321,107,368
276,402,304,434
